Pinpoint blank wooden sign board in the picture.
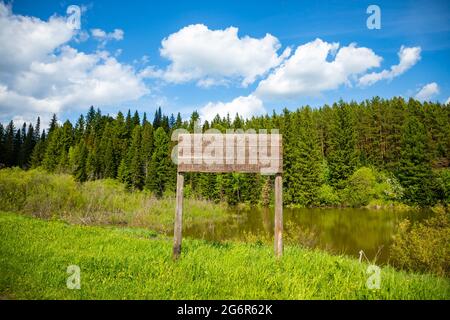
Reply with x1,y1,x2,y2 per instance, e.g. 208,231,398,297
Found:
173,132,283,259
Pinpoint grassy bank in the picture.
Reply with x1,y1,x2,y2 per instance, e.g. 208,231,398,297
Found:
0,168,229,233
0,212,448,299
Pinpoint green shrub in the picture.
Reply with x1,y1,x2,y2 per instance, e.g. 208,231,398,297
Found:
317,184,340,206
342,167,376,207
435,168,450,204
390,210,450,277
342,167,404,207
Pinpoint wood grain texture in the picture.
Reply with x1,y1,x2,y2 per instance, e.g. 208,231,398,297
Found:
274,173,283,257
173,172,184,260
177,133,283,174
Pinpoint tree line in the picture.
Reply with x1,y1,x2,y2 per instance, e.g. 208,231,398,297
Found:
1,97,449,206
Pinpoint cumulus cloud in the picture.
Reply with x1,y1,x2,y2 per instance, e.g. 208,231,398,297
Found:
414,82,439,101
199,95,265,122
255,38,381,99
0,3,148,126
446,97,450,105
152,24,291,87
358,46,421,86
91,28,124,47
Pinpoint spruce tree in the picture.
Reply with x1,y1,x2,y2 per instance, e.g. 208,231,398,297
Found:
99,123,117,178
175,113,183,128
42,127,62,172
0,124,4,167
128,126,144,190
146,127,171,196
153,107,162,129
132,110,140,128
141,122,154,180
34,117,41,143
74,115,85,143
287,108,323,206
3,121,15,166
327,102,358,188
397,115,436,205
70,141,88,182
13,127,22,167
48,114,58,135
21,123,35,168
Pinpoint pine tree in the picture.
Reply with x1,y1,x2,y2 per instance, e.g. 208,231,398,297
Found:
3,121,15,166
161,115,170,133
128,126,144,190
146,127,171,196
141,122,154,180
13,127,22,167
125,109,133,139
42,127,62,172
74,115,85,143
21,123,35,168
30,132,47,168
70,141,88,182
48,114,58,135
175,113,183,128
142,112,148,126
0,123,4,167
99,123,117,178
327,102,359,188
117,158,130,187
34,117,41,143
57,120,74,172
169,113,176,129
153,107,162,129
286,108,323,206
132,110,140,128
85,106,96,133
397,115,436,205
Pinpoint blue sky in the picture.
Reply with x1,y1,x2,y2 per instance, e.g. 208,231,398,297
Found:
1,0,449,127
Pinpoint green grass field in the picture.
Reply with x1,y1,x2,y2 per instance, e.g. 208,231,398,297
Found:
0,212,448,299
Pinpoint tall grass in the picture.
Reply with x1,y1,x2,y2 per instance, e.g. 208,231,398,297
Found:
0,212,448,299
0,168,229,233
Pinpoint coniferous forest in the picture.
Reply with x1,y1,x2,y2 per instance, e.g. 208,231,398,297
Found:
1,97,449,207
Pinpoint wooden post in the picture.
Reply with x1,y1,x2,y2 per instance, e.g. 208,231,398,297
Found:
173,172,184,259
274,173,283,257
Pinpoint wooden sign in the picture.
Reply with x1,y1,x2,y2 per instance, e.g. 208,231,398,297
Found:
176,133,282,174
172,132,283,259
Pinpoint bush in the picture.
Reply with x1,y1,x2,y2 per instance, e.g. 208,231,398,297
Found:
342,167,404,207
435,168,450,204
342,167,376,207
317,184,340,206
390,210,450,277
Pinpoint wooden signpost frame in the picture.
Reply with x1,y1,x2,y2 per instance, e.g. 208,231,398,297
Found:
173,133,283,259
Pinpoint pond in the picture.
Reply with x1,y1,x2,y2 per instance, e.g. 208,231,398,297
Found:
184,207,434,264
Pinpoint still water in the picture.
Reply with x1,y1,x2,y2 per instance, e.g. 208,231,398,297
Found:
184,207,433,264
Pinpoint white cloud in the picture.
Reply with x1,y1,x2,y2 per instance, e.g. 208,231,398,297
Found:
91,28,124,47
255,38,381,99
91,28,124,41
446,97,450,105
200,95,265,122
358,46,421,86
153,24,291,87
414,82,439,101
0,3,148,126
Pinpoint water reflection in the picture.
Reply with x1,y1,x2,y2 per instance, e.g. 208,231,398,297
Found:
184,207,433,263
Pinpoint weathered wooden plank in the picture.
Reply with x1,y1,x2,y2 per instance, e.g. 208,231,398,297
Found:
177,133,283,173
274,173,283,258
178,163,283,173
173,172,184,260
